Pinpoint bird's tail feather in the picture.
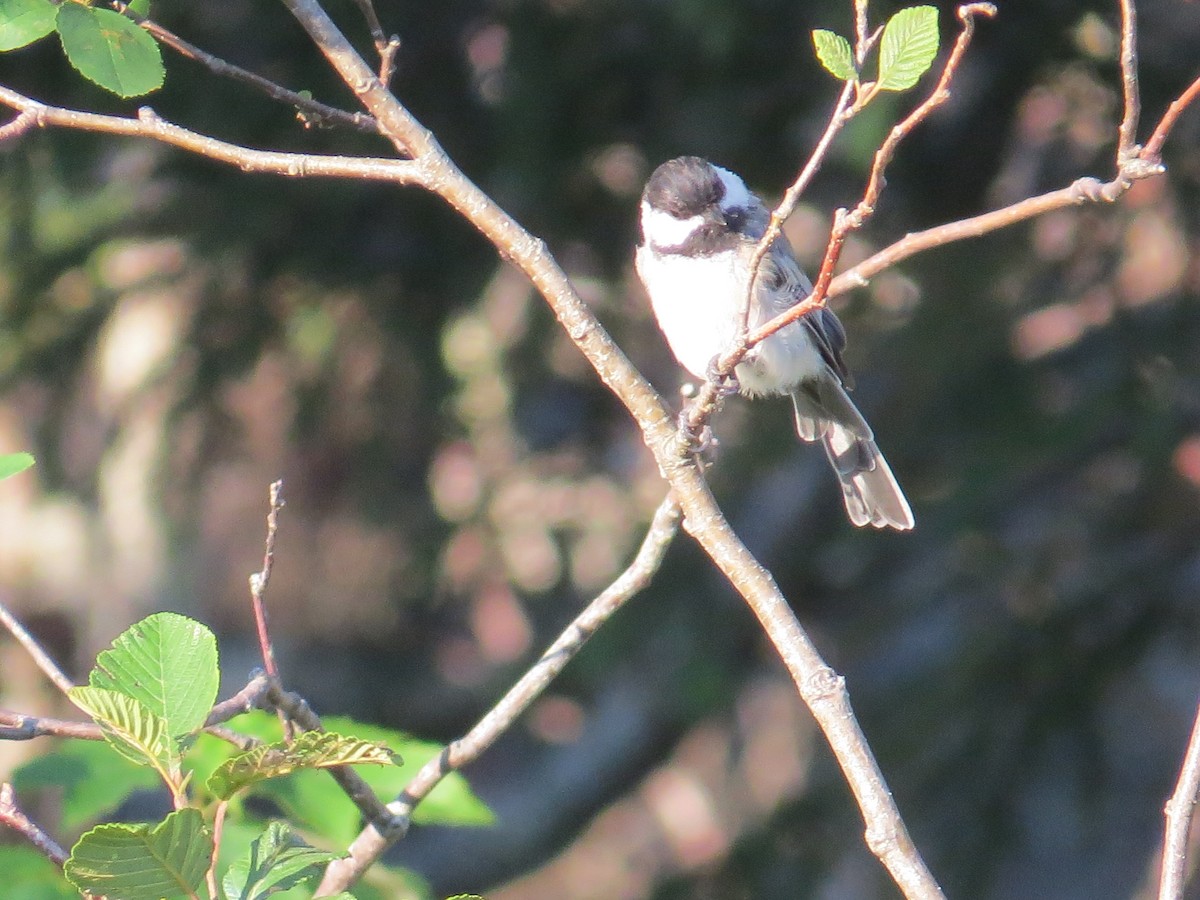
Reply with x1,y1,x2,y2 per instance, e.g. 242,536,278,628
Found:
791,384,914,531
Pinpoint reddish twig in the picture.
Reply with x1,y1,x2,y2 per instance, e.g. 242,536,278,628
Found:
1143,75,1200,162
744,2,995,352
0,109,37,143
248,481,292,739
1160,699,1200,900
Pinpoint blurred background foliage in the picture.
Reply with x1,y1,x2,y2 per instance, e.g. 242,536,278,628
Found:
0,0,1199,897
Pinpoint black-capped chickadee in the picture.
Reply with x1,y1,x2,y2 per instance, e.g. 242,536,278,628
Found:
635,156,913,530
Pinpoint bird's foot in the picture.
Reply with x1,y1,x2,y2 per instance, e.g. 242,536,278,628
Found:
705,356,740,398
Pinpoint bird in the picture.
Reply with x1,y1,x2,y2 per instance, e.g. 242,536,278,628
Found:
635,155,913,530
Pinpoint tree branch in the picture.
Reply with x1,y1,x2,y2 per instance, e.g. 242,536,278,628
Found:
320,494,683,889
110,2,381,135
0,598,74,695
0,87,423,185
1160,698,1200,900
0,782,68,867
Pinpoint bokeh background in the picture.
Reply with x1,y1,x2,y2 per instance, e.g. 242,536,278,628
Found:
2,0,1200,897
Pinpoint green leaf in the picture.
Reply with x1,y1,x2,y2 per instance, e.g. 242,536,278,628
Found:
126,0,150,17
67,686,178,783
877,5,940,92
205,712,493,846
13,738,162,831
221,822,340,900
0,451,34,480
64,808,211,900
812,29,856,81
90,611,220,740
0,0,55,51
55,3,164,98
208,731,398,800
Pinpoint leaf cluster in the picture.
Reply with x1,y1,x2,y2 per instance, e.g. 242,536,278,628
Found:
813,5,940,98
11,612,492,899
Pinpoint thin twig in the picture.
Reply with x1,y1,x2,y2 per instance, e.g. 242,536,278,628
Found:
321,494,682,889
1116,0,1141,162
0,109,37,143
1143,75,1200,162
205,673,275,727
249,481,284,681
0,599,75,695
110,2,380,135
349,0,400,85
248,481,291,739
742,2,996,352
854,0,870,63
1160,700,1200,899
263,679,401,835
0,782,68,866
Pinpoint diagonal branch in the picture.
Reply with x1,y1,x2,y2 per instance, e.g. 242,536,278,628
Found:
0,598,74,695
272,3,945,898
383,495,679,831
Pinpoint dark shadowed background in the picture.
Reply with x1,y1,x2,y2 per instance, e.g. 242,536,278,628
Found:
2,0,1200,897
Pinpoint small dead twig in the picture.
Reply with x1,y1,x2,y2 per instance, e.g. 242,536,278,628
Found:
248,481,292,739
349,0,401,86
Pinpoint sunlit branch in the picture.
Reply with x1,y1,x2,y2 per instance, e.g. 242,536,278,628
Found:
0,86,423,184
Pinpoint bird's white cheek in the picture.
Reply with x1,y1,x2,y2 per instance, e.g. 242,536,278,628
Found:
641,204,705,247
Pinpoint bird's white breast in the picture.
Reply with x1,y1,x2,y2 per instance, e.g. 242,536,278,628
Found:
635,243,825,396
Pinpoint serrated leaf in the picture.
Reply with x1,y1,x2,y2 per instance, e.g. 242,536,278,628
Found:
0,0,55,51
878,5,940,92
222,821,340,900
812,29,856,81
56,3,164,98
90,611,219,740
64,808,211,899
0,451,34,480
208,731,398,800
207,712,493,846
13,738,162,830
67,686,178,782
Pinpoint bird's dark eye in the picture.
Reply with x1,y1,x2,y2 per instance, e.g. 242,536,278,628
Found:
724,207,746,230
